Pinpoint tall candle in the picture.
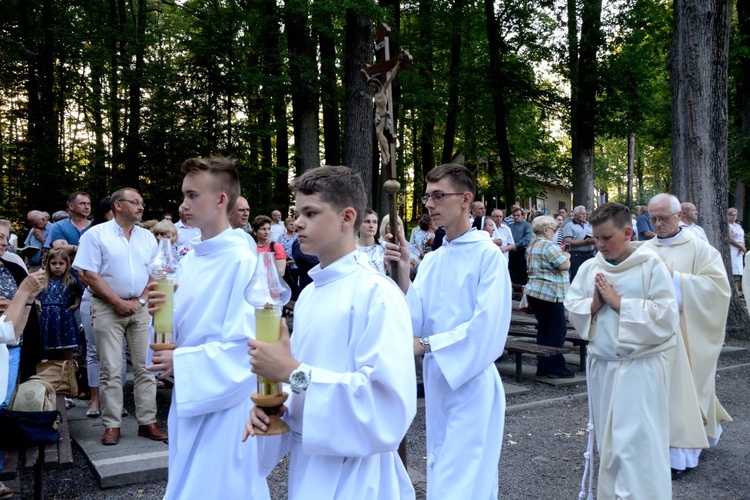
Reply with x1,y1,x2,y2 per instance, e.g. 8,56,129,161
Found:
153,276,174,344
256,305,282,396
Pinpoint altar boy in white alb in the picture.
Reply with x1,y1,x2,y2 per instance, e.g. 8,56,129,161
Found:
147,156,269,500
386,164,511,499
244,166,416,499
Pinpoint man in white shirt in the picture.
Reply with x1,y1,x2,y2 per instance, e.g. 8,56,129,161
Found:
74,188,165,446
678,202,709,243
229,196,258,254
175,208,201,251
490,209,515,260
270,210,286,242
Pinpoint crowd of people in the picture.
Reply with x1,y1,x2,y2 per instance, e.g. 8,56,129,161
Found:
0,159,742,499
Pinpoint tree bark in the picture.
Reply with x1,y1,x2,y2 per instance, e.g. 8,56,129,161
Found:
286,0,320,175
419,0,435,187
441,0,464,164
572,0,601,211
568,0,579,173
123,0,147,189
484,0,515,207
314,2,341,166
669,0,748,337
342,8,374,206
738,0,750,227
627,133,635,207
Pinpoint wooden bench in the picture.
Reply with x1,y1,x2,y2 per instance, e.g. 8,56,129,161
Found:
0,394,74,499
502,339,570,382
508,323,588,370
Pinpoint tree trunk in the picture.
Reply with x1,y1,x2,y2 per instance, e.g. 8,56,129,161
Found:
484,0,515,207
627,133,635,207
342,8,374,206
315,3,341,166
670,0,748,337
738,0,750,228
419,0,435,185
123,0,146,189
572,0,601,211
441,0,464,164
568,0,579,176
286,0,320,175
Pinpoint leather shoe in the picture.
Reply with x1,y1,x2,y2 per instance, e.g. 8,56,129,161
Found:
101,428,120,446
138,422,168,442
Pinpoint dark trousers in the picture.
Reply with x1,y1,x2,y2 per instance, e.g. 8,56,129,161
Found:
569,251,595,282
528,295,568,375
508,248,528,285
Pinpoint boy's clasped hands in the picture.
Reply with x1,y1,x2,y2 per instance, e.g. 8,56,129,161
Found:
591,273,621,314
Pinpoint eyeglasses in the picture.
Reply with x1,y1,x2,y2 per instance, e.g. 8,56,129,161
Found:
420,192,464,204
649,212,676,224
120,199,146,208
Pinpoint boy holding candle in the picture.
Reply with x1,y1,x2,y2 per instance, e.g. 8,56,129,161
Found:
244,165,417,498
147,156,269,499
384,163,511,498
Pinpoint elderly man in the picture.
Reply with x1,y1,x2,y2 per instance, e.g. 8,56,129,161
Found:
269,210,285,242
507,207,532,285
562,206,595,281
74,188,166,446
48,191,92,256
175,207,201,252
643,193,732,477
23,210,51,270
470,201,486,226
489,209,515,260
678,202,708,243
229,196,257,254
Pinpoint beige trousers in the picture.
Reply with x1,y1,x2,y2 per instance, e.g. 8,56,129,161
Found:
91,297,156,428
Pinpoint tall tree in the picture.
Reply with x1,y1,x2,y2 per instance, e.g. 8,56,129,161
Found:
670,0,748,336
441,0,463,165
484,0,516,207
572,0,602,210
342,5,374,206
286,0,320,174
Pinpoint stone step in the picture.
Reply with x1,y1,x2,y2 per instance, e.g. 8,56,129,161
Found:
66,402,168,488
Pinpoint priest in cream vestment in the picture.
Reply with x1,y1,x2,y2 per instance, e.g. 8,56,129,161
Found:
644,193,732,472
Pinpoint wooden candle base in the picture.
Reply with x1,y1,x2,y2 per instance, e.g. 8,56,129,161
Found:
150,343,178,351
250,392,291,436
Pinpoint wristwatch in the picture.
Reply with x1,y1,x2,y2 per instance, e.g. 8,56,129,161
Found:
289,364,311,394
137,297,146,308
420,336,431,353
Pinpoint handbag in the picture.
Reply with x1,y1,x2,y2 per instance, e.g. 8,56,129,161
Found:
35,360,78,397
9,376,57,412
519,288,534,315
0,409,60,449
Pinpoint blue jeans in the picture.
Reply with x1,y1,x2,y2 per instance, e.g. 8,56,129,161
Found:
1,345,21,408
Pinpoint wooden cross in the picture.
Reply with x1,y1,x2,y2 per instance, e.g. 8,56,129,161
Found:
360,23,413,469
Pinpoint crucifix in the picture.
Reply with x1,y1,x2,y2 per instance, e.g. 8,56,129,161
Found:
359,23,413,468
359,24,412,282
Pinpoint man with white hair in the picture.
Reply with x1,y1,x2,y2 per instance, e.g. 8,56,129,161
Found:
562,206,595,281
23,210,51,270
269,210,285,242
644,193,732,478
678,202,709,243
489,209,515,260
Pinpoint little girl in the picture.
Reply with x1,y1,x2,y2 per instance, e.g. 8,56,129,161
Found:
39,249,82,361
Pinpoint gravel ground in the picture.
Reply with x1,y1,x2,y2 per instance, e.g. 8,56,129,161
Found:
15,339,750,499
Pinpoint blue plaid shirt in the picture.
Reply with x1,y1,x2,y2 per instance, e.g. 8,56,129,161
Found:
525,237,569,302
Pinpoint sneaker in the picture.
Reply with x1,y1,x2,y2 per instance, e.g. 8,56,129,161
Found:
547,369,575,379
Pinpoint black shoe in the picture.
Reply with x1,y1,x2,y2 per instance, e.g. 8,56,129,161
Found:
547,369,575,379
671,467,690,480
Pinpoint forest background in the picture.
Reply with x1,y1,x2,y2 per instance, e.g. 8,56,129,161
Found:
1,0,750,330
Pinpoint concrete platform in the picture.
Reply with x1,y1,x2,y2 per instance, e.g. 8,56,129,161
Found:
496,363,587,387
720,345,749,357
67,402,168,488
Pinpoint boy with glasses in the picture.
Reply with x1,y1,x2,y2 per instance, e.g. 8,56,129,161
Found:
386,163,511,499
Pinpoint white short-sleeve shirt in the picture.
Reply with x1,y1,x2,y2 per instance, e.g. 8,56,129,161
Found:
73,219,157,299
